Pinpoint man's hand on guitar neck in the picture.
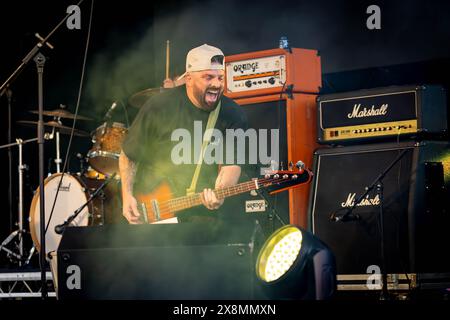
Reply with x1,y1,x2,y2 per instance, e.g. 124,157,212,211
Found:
200,188,224,210
122,194,143,224
200,165,241,210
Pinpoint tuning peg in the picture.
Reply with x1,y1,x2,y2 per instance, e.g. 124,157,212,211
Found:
273,174,280,179
289,161,294,171
282,174,289,179
296,161,305,171
292,174,298,180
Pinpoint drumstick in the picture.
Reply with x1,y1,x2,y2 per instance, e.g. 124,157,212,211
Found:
166,40,170,80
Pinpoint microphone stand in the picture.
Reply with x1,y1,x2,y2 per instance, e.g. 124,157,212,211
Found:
330,148,409,300
0,0,86,299
34,52,48,299
54,173,117,235
259,188,285,230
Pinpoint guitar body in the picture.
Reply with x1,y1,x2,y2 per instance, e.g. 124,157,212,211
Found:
135,181,176,223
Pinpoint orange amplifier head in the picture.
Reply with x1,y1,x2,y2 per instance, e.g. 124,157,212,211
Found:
224,47,321,100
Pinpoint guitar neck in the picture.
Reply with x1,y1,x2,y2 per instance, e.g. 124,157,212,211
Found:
162,180,259,214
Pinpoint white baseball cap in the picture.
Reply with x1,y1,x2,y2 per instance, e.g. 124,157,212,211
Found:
177,44,224,80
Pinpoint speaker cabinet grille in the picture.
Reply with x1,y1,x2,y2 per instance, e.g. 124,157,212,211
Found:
309,141,450,274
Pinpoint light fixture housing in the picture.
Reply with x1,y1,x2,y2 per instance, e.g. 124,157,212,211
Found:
255,225,336,300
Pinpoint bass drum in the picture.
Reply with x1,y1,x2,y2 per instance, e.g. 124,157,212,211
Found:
29,173,98,256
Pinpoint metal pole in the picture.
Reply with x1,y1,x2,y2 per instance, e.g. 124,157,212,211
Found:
34,52,48,299
55,130,61,173
377,181,389,300
7,88,13,234
17,139,24,265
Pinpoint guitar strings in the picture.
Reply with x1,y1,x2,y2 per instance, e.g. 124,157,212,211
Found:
151,175,302,216
155,176,294,214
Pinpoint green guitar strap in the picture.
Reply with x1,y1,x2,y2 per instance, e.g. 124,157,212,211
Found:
186,101,222,196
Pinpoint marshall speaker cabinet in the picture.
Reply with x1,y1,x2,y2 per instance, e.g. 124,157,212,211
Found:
317,85,447,144
308,141,450,275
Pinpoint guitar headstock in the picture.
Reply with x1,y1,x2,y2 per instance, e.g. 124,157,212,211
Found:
259,160,312,192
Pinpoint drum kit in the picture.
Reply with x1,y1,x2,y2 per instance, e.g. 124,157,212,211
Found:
0,87,163,265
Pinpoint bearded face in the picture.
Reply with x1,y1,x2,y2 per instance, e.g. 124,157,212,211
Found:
186,68,225,111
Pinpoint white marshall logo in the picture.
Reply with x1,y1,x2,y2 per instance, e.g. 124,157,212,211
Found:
347,103,388,119
341,193,380,208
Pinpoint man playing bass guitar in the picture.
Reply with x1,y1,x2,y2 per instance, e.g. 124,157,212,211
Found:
119,44,248,224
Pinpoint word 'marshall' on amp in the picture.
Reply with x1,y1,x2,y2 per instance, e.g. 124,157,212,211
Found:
170,121,280,172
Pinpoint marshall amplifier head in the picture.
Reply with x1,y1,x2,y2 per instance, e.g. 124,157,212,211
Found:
317,85,447,144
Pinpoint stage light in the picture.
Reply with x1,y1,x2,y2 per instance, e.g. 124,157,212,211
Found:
255,225,336,300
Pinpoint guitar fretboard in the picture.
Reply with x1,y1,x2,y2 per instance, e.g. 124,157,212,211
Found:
158,180,259,215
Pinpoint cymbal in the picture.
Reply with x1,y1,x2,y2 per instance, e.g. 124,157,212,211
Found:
128,87,166,108
17,120,89,137
29,109,93,121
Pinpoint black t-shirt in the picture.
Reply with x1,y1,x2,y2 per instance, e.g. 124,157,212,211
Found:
122,85,248,220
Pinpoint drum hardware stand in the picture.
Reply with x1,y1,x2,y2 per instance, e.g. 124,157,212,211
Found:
54,172,117,235
88,187,107,226
7,87,13,235
329,148,409,300
52,104,69,173
98,189,106,225
39,123,62,174
76,152,87,176
54,121,62,173
25,245,36,265
0,138,38,265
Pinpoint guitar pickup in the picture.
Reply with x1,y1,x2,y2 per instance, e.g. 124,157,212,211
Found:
140,203,149,224
150,199,161,222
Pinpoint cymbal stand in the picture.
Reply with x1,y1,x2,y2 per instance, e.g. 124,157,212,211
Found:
0,138,37,265
41,123,61,174
54,118,62,173
17,139,25,261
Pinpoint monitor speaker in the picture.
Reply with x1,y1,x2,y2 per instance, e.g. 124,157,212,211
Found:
56,220,263,299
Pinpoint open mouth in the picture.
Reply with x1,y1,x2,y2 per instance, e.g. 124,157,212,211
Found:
205,89,220,104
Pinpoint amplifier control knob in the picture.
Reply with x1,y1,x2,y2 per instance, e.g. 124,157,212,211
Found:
268,77,275,85
245,80,252,88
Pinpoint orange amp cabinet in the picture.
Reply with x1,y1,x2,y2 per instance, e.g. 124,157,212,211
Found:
224,47,321,228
